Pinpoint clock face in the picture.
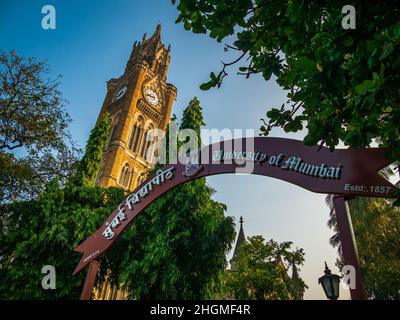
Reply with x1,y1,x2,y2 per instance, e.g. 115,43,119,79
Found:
112,86,127,103
144,88,159,106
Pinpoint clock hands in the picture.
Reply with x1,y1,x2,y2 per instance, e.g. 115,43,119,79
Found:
145,89,159,105
146,92,156,100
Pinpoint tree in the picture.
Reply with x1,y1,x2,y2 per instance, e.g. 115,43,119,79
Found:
222,235,307,300
104,97,236,299
0,50,70,152
173,1,400,201
0,114,125,299
351,197,400,299
0,50,78,204
326,195,400,299
325,194,343,266
74,113,111,186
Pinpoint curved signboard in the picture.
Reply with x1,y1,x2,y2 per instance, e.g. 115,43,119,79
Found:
73,137,397,275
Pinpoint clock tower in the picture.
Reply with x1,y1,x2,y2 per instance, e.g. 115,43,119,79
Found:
95,24,177,192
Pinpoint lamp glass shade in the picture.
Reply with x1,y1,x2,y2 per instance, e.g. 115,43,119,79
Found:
319,271,340,300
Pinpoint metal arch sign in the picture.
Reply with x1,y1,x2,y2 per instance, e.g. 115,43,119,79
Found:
73,137,398,275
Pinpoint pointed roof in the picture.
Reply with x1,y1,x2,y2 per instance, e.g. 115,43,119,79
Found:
149,24,162,42
141,24,162,50
125,24,172,79
291,262,304,299
233,216,246,258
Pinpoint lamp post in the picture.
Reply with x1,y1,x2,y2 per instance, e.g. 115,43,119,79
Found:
318,262,341,300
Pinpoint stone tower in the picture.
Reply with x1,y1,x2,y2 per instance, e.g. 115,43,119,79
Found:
95,24,177,192
93,25,176,300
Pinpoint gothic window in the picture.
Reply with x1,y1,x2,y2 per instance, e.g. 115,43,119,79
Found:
136,172,146,187
109,125,116,146
141,124,155,160
108,114,120,147
129,125,138,149
129,116,145,153
118,163,131,189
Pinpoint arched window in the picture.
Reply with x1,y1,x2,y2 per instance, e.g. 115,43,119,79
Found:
136,173,146,187
108,114,120,146
118,163,131,189
141,124,155,160
108,125,116,146
129,116,145,153
129,124,138,149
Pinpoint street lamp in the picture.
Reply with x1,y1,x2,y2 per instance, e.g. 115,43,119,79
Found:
318,262,341,300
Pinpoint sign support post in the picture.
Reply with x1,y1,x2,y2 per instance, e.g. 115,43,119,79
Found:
333,196,366,300
80,259,100,300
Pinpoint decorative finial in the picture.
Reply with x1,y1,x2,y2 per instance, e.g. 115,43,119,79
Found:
324,262,332,274
142,33,147,41
239,216,243,228
151,24,162,40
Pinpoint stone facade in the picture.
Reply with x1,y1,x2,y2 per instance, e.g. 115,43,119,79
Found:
95,24,176,193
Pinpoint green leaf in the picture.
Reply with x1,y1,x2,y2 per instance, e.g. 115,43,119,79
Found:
184,20,191,30
295,57,315,72
199,81,214,90
355,80,374,95
303,133,319,146
266,108,281,120
380,45,394,60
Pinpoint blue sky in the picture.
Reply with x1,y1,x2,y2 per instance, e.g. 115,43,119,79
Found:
1,0,350,299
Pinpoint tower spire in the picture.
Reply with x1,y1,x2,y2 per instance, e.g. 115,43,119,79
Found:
232,216,246,259
149,24,162,43
126,24,170,79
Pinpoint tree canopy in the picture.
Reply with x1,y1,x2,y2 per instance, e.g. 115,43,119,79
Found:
351,197,400,299
0,51,70,152
0,114,125,299
222,235,307,300
326,195,400,299
173,1,400,188
0,51,78,204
